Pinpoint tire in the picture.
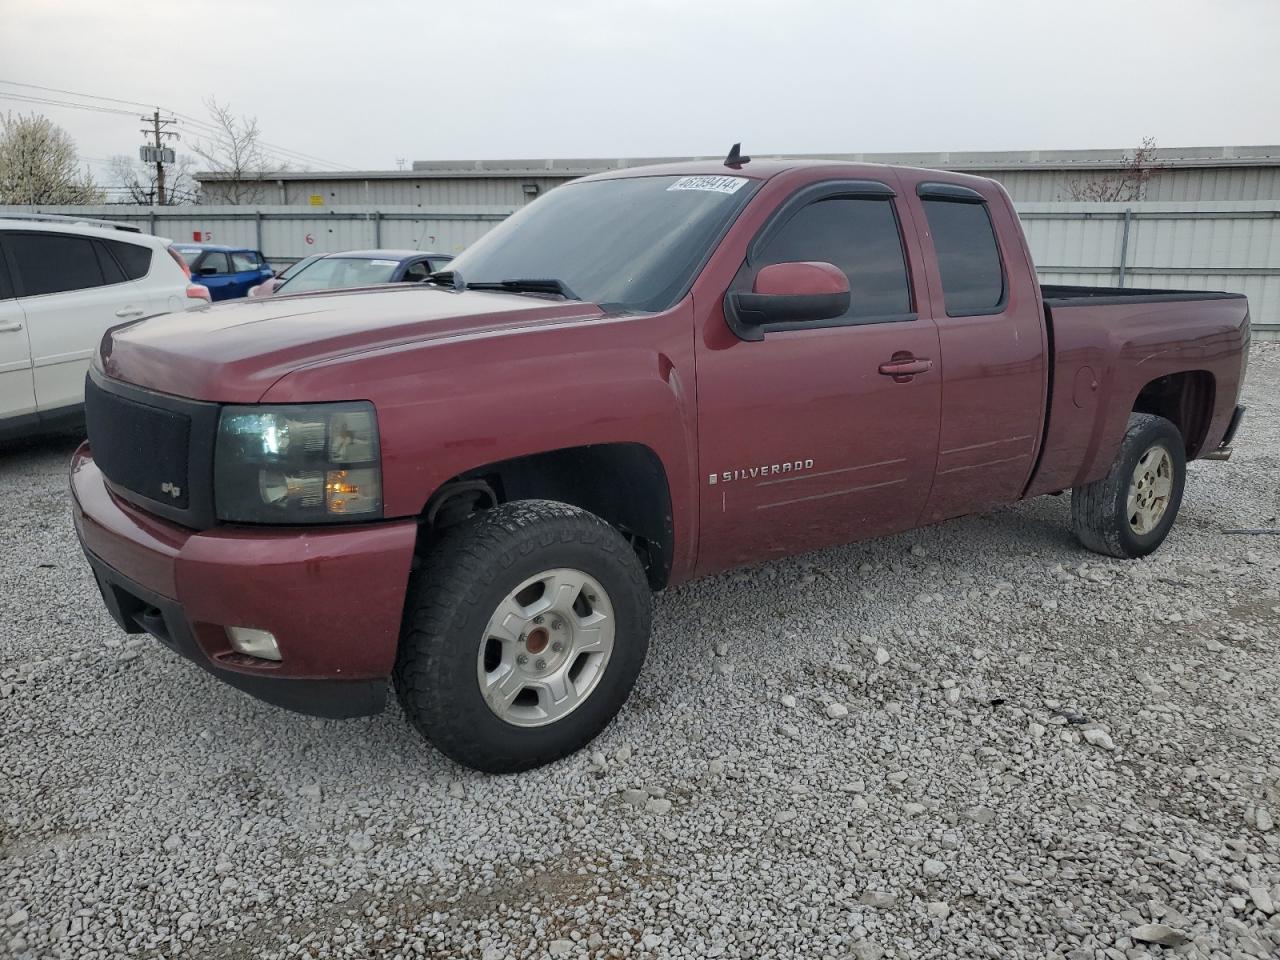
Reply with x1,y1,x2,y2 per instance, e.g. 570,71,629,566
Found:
1071,413,1186,559
393,499,651,773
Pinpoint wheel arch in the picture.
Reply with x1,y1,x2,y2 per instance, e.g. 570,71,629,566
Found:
1131,369,1216,459
417,442,676,589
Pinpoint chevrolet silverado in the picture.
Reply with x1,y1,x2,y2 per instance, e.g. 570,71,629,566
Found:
71,154,1249,772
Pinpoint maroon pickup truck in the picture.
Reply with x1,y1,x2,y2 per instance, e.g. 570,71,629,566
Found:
71,154,1249,772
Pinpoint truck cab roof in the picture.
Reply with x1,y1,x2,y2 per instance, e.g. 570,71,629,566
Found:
582,156,998,191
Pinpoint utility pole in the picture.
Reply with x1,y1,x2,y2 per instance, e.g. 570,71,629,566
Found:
139,109,178,204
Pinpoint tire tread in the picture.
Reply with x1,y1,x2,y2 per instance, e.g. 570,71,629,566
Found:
1071,413,1184,559
393,499,650,772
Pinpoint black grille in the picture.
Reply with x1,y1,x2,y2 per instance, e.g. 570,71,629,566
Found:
84,373,220,528
86,377,191,508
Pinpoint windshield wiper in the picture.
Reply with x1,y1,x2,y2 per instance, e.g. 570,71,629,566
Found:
465,278,580,300
424,270,580,301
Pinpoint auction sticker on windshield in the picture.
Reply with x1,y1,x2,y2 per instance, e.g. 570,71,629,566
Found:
667,175,749,194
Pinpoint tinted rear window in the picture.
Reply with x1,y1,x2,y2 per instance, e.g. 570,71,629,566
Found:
9,232,105,296
756,197,912,320
93,241,126,284
921,199,1004,315
105,239,153,280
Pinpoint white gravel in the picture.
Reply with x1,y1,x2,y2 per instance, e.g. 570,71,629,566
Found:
3,343,1280,960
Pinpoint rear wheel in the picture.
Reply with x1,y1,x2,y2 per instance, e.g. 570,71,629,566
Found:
1071,413,1186,559
394,500,651,773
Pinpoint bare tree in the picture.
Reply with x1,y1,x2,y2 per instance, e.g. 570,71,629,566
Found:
189,99,276,204
1065,138,1162,202
0,112,104,204
108,153,198,205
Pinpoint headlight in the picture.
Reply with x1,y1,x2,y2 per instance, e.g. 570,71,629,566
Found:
214,402,382,523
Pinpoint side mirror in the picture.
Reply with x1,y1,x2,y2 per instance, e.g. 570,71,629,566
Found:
725,262,850,341
198,266,218,277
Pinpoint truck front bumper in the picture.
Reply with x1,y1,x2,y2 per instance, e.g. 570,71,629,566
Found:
70,443,418,719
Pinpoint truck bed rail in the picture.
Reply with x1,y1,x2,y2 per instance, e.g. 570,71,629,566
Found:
1041,284,1246,307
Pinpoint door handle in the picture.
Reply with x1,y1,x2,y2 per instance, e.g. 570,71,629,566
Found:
115,306,145,318
878,355,934,382
0,321,22,332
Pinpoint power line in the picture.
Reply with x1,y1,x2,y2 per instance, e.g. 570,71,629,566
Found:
0,92,138,117
0,79,162,111
175,117,358,171
0,79,357,171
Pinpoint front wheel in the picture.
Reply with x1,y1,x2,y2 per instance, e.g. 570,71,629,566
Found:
1071,413,1186,559
394,500,651,773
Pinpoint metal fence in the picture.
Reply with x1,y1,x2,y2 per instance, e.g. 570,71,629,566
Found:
3,200,1277,334
0,204,514,264
1018,201,1279,336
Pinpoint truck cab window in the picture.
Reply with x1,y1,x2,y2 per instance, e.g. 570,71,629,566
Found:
921,199,1004,315
756,197,912,322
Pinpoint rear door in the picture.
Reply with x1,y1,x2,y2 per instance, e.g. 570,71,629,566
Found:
229,250,270,296
901,178,1048,522
3,230,151,414
195,250,235,299
694,178,943,573
0,240,35,424
99,237,175,314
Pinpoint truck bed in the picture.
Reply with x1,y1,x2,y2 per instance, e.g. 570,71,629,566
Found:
1026,285,1250,500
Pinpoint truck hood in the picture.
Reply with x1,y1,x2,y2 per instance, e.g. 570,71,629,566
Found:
101,285,604,402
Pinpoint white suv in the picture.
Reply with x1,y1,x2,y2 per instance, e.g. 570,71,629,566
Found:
0,214,210,440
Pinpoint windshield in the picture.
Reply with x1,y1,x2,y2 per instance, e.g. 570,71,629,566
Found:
444,174,758,312
278,255,318,281
278,257,401,294
173,246,201,265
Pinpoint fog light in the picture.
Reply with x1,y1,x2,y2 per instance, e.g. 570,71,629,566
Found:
226,626,281,661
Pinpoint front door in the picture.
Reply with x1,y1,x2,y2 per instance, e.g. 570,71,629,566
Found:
0,243,34,425
694,181,943,575
2,230,137,414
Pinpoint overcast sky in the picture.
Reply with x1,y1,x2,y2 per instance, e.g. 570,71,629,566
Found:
0,0,1276,180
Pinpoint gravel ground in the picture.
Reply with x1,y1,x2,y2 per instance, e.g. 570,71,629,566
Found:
3,345,1279,960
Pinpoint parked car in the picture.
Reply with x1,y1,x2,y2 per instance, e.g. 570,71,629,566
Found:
268,250,453,296
248,254,322,298
73,157,1249,773
0,213,208,441
171,243,274,301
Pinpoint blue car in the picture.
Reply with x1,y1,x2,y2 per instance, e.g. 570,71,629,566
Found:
171,243,274,301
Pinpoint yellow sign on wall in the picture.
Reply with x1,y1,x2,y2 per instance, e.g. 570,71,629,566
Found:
309,194,324,206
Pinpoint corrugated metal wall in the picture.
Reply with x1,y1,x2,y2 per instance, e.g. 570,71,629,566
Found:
3,200,1276,330
0,205,515,260
985,167,1280,202
1019,202,1279,331
205,177,570,207
197,164,1280,206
